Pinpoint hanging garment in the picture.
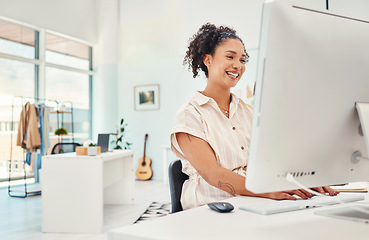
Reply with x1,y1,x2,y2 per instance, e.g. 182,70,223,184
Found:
17,102,41,149
38,104,44,155
42,105,50,153
25,152,35,167
37,104,47,170
25,152,32,166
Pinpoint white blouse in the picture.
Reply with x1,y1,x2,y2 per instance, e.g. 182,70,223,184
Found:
170,91,253,209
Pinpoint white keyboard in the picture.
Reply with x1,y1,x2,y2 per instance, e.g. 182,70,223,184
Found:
239,194,365,215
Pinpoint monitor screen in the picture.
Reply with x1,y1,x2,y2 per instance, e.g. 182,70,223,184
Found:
97,133,110,153
245,0,369,193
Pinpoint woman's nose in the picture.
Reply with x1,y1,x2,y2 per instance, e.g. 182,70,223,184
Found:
233,61,242,69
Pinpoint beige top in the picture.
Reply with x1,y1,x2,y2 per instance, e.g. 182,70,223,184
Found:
170,91,253,209
17,102,41,149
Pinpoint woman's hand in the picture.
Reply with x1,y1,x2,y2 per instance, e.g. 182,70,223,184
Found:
311,186,339,196
262,189,313,200
261,186,339,200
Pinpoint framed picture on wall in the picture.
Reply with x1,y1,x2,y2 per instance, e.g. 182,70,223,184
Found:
134,84,160,111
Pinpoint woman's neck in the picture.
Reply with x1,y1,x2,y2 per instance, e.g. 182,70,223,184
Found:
202,85,231,108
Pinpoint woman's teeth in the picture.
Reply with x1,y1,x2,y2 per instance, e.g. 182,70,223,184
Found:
227,72,239,78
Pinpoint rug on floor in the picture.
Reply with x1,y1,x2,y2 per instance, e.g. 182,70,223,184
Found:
134,202,171,224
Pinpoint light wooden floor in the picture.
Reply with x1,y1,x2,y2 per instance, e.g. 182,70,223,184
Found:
0,180,170,240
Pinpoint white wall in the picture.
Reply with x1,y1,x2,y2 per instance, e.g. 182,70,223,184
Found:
0,0,97,43
118,0,264,180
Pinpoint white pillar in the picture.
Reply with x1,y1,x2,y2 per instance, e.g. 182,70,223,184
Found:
93,0,120,140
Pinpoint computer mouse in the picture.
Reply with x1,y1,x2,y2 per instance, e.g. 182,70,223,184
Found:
207,202,234,213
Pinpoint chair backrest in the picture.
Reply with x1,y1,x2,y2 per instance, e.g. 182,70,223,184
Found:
168,160,189,213
51,142,82,154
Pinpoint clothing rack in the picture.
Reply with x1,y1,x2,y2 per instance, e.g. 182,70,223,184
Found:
8,96,74,198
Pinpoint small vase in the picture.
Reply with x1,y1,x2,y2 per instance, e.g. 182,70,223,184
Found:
88,147,98,156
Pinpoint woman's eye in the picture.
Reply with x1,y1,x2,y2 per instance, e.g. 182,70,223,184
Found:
240,59,246,64
227,56,233,59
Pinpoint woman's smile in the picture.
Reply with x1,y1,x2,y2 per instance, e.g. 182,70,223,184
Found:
226,71,240,80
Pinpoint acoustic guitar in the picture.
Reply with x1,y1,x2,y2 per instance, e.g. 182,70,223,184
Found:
136,134,153,180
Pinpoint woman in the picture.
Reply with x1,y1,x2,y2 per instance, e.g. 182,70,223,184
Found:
170,23,338,210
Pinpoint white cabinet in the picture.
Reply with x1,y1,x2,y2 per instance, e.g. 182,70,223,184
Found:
42,150,134,233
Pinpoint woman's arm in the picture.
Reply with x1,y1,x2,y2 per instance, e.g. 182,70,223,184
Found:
176,132,338,200
176,132,252,196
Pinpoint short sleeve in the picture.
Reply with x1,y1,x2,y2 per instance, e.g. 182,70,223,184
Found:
170,104,207,160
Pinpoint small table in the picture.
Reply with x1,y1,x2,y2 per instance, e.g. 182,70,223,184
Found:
42,150,134,233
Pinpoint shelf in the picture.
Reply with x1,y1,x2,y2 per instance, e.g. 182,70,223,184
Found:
50,134,73,139
50,111,72,114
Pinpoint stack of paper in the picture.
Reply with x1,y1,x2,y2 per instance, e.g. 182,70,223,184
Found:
331,182,368,192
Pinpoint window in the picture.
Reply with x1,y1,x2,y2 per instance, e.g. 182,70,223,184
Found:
0,20,35,59
45,33,92,145
0,58,35,96
0,19,37,184
46,33,90,70
0,18,93,185
45,67,90,142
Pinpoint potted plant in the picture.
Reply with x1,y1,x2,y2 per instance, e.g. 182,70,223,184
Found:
87,142,99,156
54,127,68,135
111,118,132,150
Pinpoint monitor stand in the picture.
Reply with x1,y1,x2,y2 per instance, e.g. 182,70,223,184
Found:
352,103,369,163
316,103,369,224
315,205,369,224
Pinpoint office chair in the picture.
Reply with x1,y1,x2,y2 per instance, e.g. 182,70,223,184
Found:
51,142,82,154
168,160,189,213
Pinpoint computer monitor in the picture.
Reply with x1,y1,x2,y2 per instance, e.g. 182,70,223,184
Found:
245,0,369,193
97,133,110,153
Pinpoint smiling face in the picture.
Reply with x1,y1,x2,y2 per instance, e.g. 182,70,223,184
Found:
203,38,246,89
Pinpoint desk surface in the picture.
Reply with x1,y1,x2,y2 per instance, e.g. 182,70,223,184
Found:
109,192,369,240
44,150,134,160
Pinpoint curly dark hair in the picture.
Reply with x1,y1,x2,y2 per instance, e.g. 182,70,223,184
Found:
184,22,249,78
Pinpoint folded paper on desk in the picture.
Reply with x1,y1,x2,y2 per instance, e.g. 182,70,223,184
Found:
331,182,368,192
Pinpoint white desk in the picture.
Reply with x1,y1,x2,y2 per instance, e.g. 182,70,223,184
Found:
42,150,134,233
109,192,369,240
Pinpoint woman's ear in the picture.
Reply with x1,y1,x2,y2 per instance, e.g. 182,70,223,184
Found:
203,54,212,68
